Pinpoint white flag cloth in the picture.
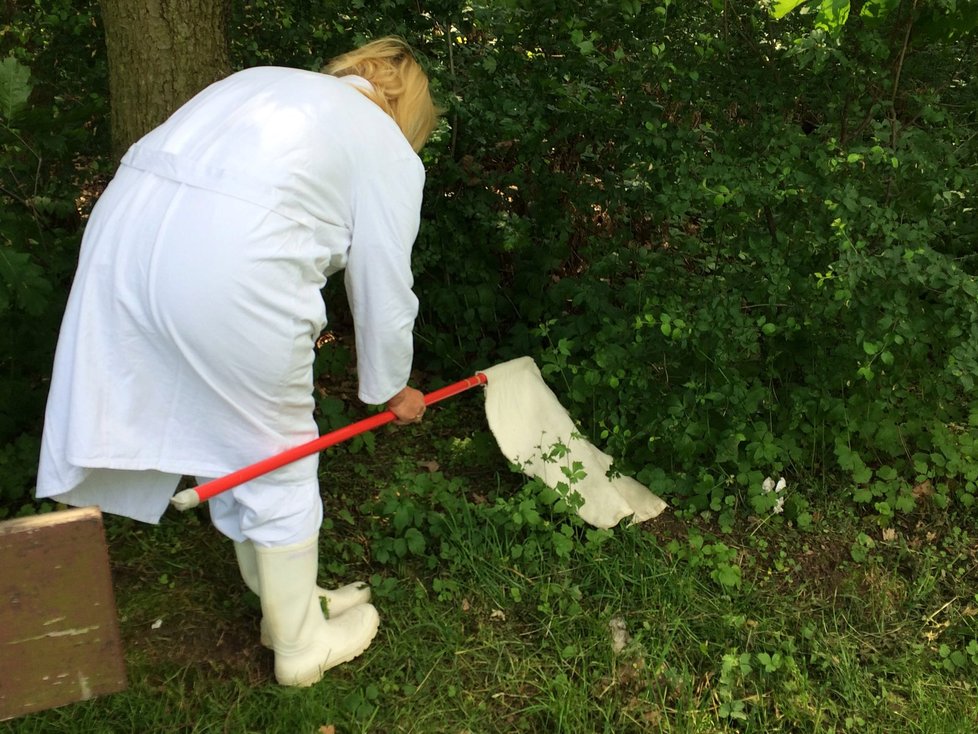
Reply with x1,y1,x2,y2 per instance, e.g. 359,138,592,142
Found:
480,357,667,528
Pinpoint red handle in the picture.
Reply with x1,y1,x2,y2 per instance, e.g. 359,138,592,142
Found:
191,372,487,504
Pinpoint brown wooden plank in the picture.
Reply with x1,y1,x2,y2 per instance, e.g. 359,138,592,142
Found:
0,506,127,720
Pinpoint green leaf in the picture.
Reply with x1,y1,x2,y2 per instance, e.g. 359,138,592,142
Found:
771,0,810,19
853,488,873,502
815,0,851,37
860,0,899,20
853,465,873,484
0,56,32,121
876,465,898,481
552,532,574,558
714,564,742,589
895,494,915,513
404,527,426,555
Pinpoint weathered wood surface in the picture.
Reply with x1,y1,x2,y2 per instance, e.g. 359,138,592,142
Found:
0,506,126,720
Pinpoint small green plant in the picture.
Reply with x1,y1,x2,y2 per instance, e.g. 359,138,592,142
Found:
932,638,978,674
849,531,877,563
716,651,752,721
667,531,743,591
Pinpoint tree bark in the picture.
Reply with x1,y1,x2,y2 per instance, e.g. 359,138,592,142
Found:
99,0,231,160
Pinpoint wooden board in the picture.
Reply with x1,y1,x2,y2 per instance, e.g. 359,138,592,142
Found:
0,506,127,720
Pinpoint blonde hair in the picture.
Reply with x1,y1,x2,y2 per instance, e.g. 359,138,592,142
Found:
325,37,439,153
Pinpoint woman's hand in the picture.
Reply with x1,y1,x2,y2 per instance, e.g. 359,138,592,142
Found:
386,386,426,424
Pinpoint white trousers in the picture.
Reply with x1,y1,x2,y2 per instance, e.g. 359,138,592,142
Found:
198,454,323,546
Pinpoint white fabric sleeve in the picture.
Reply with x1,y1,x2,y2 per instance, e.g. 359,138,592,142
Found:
345,155,425,405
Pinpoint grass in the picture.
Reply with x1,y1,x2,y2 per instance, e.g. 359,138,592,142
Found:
5,399,978,733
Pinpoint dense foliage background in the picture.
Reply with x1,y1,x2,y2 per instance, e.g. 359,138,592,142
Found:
1,0,976,526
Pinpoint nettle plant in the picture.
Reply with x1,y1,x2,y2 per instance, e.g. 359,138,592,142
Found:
361,442,613,610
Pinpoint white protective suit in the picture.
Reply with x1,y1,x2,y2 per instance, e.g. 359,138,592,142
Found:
36,68,424,544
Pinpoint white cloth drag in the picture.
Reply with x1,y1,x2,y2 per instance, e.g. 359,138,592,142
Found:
481,357,667,529
36,68,423,541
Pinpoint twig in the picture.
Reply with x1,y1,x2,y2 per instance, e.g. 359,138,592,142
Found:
886,0,917,202
446,20,459,159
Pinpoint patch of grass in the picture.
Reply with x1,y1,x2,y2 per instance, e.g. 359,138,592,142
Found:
7,401,978,733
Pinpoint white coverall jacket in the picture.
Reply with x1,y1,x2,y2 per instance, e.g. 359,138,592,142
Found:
36,68,424,543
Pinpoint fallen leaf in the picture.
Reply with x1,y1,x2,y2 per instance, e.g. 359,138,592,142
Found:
417,460,440,472
912,480,934,499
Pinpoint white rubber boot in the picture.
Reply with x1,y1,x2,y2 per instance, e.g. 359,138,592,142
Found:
234,540,372,649
254,536,380,687
234,540,371,615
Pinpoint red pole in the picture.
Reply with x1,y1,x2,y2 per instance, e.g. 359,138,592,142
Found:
184,372,487,506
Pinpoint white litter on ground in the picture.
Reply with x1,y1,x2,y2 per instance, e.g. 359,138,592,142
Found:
608,616,633,654
480,357,667,529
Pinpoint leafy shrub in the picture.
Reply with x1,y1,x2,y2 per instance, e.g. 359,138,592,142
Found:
3,0,976,524
403,1,978,521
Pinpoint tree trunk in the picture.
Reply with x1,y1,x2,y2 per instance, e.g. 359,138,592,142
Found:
99,0,231,160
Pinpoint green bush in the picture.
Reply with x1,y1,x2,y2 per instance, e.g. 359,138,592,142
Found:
407,1,978,521
2,1,976,523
